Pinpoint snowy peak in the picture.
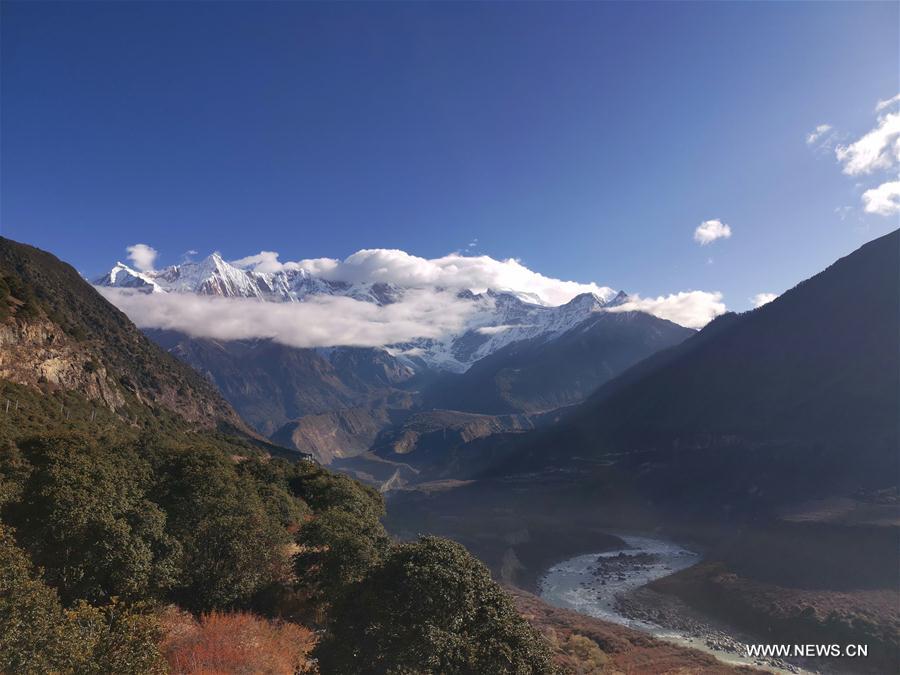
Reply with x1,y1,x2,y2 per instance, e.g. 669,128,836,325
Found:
94,250,630,372
95,262,163,293
560,292,608,311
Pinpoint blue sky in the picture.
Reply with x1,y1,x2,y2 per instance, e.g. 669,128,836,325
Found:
1,1,898,311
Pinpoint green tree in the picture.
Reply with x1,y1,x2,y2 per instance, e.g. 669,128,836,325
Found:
0,523,86,672
66,600,167,675
237,456,311,529
316,536,557,675
11,434,179,604
291,462,391,607
289,462,385,520
0,525,165,674
153,447,292,611
295,507,390,605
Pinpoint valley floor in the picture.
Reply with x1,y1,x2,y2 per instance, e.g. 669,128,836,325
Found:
384,474,900,675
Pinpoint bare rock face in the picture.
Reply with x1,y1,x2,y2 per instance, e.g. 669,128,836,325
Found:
0,237,249,432
0,318,126,410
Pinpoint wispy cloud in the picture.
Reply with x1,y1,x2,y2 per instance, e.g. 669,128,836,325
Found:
125,243,158,272
806,123,833,146
875,93,900,113
833,206,854,221
693,219,732,246
231,250,284,274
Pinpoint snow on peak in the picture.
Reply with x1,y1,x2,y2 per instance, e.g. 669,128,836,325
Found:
96,262,163,293
95,249,631,371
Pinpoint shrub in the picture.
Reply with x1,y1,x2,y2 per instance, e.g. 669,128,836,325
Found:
160,608,316,674
0,524,85,672
562,634,611,673
66,600,168,675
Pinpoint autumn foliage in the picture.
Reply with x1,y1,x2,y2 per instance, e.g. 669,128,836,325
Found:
160,608,316,674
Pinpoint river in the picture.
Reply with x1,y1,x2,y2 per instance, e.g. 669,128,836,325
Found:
538,534,809,674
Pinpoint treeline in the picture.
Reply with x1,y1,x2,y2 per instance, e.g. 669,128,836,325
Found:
0,429,555,674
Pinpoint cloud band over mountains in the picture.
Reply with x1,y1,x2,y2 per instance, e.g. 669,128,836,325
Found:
99,286,477,349
98,247,728,348
231,248,617,307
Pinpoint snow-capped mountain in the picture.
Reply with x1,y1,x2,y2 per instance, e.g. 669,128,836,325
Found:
94,253,625,372
96,254,404,305
391,289,629,372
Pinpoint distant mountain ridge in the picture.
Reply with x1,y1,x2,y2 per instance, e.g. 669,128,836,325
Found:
145,330,418,436
426,310,694,414
93,250,703,476
501,229,900,510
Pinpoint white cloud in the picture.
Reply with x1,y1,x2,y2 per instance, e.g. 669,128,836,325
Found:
125,244,158,272
817,95,900,217
875,93,900,113
751,292,777,308
861,180,900,216
608,291,726,329
835,110,900,176
233,248,616,307
98,286,477,349
806,123,833,145
231,251,285,274
693,219,732,245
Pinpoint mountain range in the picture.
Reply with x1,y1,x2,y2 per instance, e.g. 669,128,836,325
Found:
492,228,900,513
91,230,899,505
95,253,694,469
4,232,898,673
94,254,631,372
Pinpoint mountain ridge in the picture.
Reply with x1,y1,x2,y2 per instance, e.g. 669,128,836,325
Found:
495,228,900,510
0,238,249,433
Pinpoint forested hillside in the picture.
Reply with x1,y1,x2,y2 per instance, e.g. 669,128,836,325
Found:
0,238,555,674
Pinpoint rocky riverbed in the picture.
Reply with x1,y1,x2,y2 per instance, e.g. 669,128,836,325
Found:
539,535,812,674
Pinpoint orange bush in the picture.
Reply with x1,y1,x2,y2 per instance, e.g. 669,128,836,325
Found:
160,607,316,674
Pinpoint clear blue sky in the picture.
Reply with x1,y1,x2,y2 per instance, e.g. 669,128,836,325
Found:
2,1,897,309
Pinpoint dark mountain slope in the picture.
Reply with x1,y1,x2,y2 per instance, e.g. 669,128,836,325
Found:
426,311,694,414
503,229,899,504
145,331,417,436
0,238,246,431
